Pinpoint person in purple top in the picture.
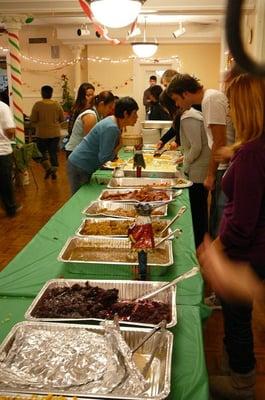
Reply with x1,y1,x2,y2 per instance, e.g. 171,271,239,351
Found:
208,73,265,399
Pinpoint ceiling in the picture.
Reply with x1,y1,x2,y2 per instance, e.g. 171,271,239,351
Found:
0,0,256,44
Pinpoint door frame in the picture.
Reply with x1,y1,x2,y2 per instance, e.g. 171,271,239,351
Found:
132,58,180,133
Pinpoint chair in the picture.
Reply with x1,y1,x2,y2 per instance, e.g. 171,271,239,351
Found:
12,143,42,189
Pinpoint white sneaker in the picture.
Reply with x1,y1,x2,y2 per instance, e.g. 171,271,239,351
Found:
205,293,222,310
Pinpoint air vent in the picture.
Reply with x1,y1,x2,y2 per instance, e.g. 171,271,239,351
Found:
29,38,47,44
51,45,60,59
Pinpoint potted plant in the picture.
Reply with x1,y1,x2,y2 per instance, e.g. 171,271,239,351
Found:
61,74,74,117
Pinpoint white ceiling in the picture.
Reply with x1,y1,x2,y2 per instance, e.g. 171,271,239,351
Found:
0,0,256,44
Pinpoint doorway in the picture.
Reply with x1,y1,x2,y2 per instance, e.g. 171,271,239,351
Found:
132,59,179,133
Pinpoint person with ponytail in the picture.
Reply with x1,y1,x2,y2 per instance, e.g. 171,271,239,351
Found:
65,91,115,156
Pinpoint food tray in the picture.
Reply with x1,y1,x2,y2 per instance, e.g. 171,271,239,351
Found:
25,278,177,328
98,188,174,203
82,200,168,218
58,236,173,267
108,177,180,189
141,120,172,129
124,170,178,178
76,217,172,238
0,321,173,400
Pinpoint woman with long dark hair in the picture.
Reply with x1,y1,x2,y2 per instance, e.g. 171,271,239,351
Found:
67,82,95,136
65,91,115,156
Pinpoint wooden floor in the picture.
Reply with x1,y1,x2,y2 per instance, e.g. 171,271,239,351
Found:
0,150,264,398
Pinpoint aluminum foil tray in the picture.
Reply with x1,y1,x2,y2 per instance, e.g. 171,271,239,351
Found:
107,177,180,189
58,236,173,267
0,321,173,400
124,170,178,179
76,217,172,238
98,189,174,203
25,278,177,328
141,120,172,129
82,200,168,218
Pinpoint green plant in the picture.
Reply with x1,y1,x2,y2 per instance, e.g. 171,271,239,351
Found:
61,74,74,112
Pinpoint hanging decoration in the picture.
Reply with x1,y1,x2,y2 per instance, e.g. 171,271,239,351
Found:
25,16,34,24
88,75,134,91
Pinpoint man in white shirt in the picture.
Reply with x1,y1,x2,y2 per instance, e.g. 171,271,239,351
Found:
0,100,19,216
167,73,234,238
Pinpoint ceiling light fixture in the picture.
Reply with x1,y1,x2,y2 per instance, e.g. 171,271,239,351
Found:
89,0,146,29
131,16,158,58
172,22,186,39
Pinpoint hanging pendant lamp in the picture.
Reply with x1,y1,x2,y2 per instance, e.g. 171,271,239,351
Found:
131,16,158,58
89,0,146,29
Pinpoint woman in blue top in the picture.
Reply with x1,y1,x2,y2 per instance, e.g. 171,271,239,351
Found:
67,96,139,194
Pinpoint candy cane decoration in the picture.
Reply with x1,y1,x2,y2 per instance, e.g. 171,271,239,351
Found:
8,29,24,144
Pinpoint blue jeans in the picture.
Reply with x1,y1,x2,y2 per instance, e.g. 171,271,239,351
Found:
209,169,227,238
67,160,92,195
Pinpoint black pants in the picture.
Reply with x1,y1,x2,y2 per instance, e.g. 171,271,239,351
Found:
189,183,209,248
209,169,227,239
222,264,265,374
36,137,60,167
0,153,17,216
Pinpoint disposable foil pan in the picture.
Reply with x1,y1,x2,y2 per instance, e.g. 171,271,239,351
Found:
124,170,178,178
58,236,173,267
82,200,168,218
0,321,173,400
107,177,180,189
141,120,172,129
25,278,177,328
98,189,174,203
76,217,172,238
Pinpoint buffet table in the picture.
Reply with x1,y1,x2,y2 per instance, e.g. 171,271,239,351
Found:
0,184,202,304
0,179,209,400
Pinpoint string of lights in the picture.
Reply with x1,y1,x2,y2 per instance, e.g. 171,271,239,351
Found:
0,45,181,68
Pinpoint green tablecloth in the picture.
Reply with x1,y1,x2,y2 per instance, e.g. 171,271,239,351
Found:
0,175,208,399
0,184,202,305
0,297,208,400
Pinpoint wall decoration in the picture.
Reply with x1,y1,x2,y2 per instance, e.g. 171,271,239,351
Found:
88,75,133,91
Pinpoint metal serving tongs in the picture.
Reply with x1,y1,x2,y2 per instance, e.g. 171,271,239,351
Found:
136,266,200,301
132,320,167,377
132,319,167,354
160,205,187,236
154,227,182,248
